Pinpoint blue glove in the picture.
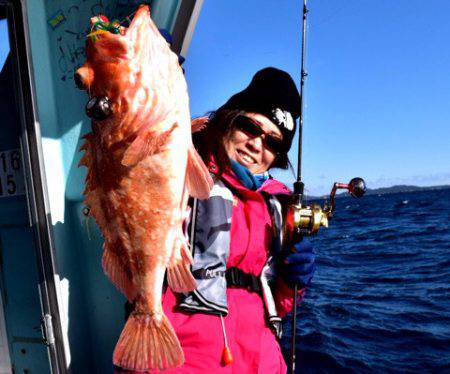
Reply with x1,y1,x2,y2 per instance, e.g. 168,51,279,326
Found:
279,238,316,288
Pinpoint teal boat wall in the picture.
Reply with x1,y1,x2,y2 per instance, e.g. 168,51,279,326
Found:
0,47,52,373
23,0,182,371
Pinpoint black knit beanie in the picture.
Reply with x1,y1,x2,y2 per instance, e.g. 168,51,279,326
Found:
219,67,301,152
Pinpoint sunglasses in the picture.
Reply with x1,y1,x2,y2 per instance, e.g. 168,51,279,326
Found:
233,116,284,154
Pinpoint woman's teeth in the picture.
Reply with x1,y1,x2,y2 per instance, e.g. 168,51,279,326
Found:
238,150,255,164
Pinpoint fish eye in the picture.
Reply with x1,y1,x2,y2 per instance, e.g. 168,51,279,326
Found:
85,96,112,120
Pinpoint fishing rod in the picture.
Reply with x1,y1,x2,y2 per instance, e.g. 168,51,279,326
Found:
290,1,308,372
286,1,366,373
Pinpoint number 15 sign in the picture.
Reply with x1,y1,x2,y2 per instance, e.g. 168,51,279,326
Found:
0,149,25,198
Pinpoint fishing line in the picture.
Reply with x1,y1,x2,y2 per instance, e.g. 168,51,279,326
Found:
121,10,137,26
82,206,92,240
84,215,92,240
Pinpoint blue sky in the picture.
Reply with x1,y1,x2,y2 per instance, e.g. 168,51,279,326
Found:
184,0,450,195
1,2,449,196
0,20,8,69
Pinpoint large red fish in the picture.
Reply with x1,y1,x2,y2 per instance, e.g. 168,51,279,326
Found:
76,6,212,371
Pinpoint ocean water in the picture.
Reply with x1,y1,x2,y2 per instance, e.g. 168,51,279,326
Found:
280,188,450,373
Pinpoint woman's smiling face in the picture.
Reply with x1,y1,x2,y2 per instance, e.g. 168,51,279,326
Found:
223,112,283,174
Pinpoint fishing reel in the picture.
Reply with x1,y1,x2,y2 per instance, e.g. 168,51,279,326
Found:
281,177,366,244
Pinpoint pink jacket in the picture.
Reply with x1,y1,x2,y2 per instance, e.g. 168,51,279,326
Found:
116,166,302,373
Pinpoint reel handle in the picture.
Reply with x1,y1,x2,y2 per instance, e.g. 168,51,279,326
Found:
282,177,366,240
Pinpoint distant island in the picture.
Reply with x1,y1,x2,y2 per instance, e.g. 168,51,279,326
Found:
311,184,450,199
359,184,450,196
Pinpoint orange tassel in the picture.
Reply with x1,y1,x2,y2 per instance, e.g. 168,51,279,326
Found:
222,346,234,365
220,315,233,365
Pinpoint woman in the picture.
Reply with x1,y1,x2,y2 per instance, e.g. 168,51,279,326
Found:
118,67,316,373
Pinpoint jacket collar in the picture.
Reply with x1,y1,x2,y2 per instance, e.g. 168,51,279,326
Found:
207,158,291,196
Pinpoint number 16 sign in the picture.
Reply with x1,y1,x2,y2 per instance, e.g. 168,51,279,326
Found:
0,149,25,198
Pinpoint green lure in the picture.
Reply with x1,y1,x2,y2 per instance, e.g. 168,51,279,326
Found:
89,19,122,42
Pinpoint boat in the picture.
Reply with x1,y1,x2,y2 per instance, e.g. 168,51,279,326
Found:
0,1,204,372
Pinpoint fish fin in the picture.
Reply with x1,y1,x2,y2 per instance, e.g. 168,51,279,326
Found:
122,124,176,167
78,153,90,167
167,236,196,293
113,311,184,371
191,116,209,133
78,133,93,167
102,247,137,301
186,145,214,200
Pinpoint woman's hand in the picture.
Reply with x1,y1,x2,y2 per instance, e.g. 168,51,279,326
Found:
279,238,316,288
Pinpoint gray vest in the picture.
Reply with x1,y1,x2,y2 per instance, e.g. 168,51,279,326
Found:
179,179,285,337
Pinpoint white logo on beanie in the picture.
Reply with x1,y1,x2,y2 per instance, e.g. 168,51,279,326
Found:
271,108,294,131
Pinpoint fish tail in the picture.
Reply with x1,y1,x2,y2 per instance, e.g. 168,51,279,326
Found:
113,311,184,371
167,237,197,293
